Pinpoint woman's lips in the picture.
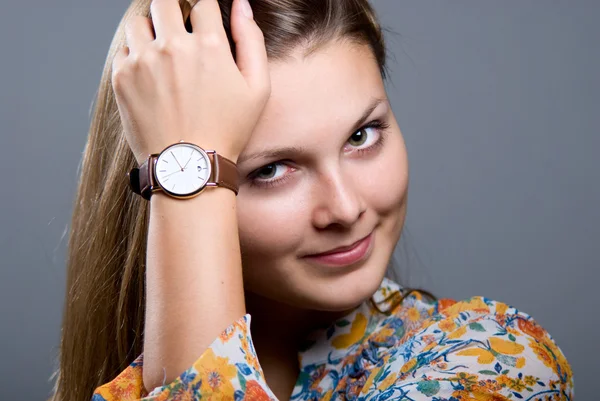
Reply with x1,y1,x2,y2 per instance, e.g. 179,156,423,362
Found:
302,231,374,267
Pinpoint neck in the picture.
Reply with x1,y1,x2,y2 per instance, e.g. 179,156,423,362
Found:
244,292,358,398
245,291,358,349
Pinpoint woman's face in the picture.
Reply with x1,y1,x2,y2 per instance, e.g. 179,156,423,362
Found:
235,40,409,312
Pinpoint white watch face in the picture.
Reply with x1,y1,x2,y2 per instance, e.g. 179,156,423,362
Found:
155,143,212,196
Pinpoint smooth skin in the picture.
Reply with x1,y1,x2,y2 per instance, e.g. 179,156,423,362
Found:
112,0,269,393
237,41,409,398
112,0,409,398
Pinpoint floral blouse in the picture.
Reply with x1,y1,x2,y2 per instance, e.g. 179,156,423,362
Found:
92,277,574,400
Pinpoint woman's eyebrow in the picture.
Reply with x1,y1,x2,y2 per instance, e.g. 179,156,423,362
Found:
237,96,388,165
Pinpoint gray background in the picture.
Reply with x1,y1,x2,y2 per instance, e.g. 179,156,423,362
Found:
1,0,597,399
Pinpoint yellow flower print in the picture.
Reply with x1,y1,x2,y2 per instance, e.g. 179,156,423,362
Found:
420,319,436,330
377,371,397,391
456,338,524,371
489,337,524,355
439,317,457,332
507,377,527,392
384,292,404,314
523,375,539,386
219,324,236,343
423,341,438,352
443,297,490,316
95,368,143,400
407,306,421,322
240,333,262,374
194,348,237,400
528,337,554,369
450,372,479,390
494,302,509,325
557,350,574,383
447,325,467,340
360,365,383,395
438,298,458,312
450,389,470,400
528,336,573,382
321,389,334,401
468,390,511,401
410,290,425,301
496,374,512,387
457,348,495,364
332,312,367,349
466,379,510,400
476,379,502,392
495,302,508,316
517,318,547,341
506,327,522,337
400,358,418,374
422,334,436,344
150,391,171,401
370,327,395,345
308,365,327,391
540,336,573,380
242,380,271,401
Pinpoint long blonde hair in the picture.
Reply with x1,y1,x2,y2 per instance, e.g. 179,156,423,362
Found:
49,1,390,400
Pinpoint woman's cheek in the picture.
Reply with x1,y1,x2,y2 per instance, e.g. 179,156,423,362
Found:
237,192,309,257
365,132,409,212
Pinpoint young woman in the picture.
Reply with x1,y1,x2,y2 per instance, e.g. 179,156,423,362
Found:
50,0,574,400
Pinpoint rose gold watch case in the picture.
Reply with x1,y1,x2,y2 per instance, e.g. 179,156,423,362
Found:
151,141,213,200
127,140,239,200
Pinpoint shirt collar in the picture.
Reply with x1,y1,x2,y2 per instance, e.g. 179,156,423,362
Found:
297,277,404,369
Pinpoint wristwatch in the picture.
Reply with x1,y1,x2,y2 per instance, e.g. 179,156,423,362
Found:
127,140,239,200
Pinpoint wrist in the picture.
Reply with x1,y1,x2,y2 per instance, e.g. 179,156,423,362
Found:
150,185,236,206
139,142,239,164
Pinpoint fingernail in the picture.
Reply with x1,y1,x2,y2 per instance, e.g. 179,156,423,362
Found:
240,0,253,18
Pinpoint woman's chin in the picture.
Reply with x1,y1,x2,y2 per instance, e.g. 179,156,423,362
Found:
291,264,388,312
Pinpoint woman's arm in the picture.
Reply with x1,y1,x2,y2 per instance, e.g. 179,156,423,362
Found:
108,0,270,393
142,186,245,392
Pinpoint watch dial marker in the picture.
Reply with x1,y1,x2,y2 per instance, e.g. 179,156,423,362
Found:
155,144,210,195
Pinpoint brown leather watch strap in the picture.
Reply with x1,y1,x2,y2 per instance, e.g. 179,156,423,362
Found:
127,155,158,201
127,150,238,200
206,151,239,195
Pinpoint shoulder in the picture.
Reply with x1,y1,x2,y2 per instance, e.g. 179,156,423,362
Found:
360,294,574,400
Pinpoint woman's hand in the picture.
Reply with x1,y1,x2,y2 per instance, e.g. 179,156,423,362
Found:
111,0,270,165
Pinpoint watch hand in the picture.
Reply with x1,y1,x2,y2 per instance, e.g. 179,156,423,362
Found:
182,155,193,170
163,169,182,179
171,151,184,171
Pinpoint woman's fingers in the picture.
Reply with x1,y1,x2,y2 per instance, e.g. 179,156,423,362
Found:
112,46,129,75
125,16,155,54
189,0,228,39
111,0,271,164
150,0,187,39
230,0,270,93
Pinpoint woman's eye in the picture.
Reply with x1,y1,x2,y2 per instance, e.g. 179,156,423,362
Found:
248,119,390,189
248,163,295,189
346,126,380,151
254,164,284,180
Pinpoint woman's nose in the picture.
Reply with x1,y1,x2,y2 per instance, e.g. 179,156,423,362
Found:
311,167,365,229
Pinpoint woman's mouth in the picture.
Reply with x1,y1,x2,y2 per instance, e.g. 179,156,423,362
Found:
302,231,374,267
